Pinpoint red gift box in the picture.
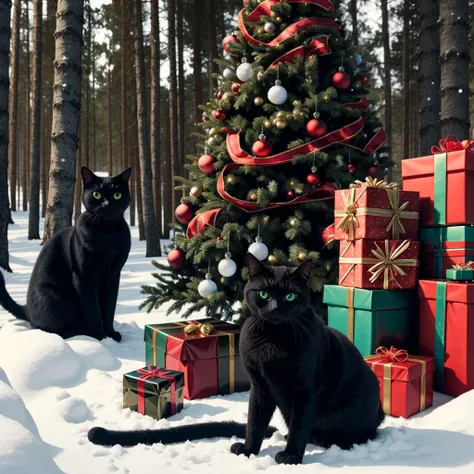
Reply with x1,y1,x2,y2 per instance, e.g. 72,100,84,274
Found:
339,239,420,290
334,179,419,241
401,144,474,227
418,280,474,397
365,347,434,418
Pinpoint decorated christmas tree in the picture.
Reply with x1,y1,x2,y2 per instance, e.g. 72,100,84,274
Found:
141,0,390,321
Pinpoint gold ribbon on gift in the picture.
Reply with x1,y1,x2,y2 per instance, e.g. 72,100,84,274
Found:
346,287,355,342
364,347,427,416
452,262,474,270
335,179,419,241
339,240,419,289
183,322,214,335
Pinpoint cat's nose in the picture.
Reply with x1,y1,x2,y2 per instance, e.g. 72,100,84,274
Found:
102,200,109,207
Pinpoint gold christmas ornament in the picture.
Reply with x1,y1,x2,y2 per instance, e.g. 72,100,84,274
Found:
268,255,277,265
292,110,302,119
257,71,264,81
289,179,296,187
208,127,219,136
226,175,236,185
220,277,227,284
276,111,285,119
264,120,272,129
263,216,270,224
298,251,308,262
190,186,203,198
275,16,283,23
254,96,264,106
222,92,233,102
249,192,258,201
276,120,286,129
290,218,299,227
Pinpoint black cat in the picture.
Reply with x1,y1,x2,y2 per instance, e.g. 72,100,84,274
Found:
88,253,384,465
0,167,132,341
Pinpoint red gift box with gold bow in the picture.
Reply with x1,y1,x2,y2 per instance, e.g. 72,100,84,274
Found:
365,347,434,418
401,135,474,227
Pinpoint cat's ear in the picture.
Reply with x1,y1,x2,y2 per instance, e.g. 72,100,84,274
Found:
81,167,98,186
246,253,268,279
293,259,313,281
115,167,132,184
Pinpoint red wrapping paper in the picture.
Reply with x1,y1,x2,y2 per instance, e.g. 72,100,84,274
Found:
418,280,474,397
338,239,420,290
334,185,419,241
401,150,474,227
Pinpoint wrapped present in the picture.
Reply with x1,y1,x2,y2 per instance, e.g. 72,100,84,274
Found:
334,178,419,241
364,347,434,418
123,366,184,420
338,239,420,290
323,285,417,356
420,226,474,278
401,136,474,227
418,280,474,397
144,319,250,400
446,263,474,282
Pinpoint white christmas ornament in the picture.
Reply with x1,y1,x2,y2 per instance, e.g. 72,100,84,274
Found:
198,273,218,297
264,21,276,33
218,252,237,277
267,79,288,105
236,57,253,82
248,237,269,261
223,68,237,81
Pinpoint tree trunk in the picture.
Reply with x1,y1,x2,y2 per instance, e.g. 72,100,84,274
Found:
84,5,90,168
350,0,358,47
0,0,12,271
177,0,185,178
439,0,470,138
401,0,410,160
23,0,30,211
150,0,163,240
162,106,172,239
133,0,161,257
193,0,202,124
43,0,84,241
74,128,81,223
107,67,113,176
91,39,96,171
381,0,393,180
207,0,218,92
28,0,42,240
8,0,21,213
120,0,128,179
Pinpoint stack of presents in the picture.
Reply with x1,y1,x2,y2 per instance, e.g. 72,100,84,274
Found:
123,135,474,423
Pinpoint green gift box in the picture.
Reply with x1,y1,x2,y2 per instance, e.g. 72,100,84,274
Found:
323,285,417,356
123,366,185,420
446,268,474,281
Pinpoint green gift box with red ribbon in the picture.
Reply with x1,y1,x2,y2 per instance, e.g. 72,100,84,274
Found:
418,280,474,397
123,366,185,420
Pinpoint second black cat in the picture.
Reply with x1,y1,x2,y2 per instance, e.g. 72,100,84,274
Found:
87,254,384,465
0,167,132,341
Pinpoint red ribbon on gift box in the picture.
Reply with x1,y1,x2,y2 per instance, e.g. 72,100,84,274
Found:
375,345,409,363
431,135,474,155
136,366,177,416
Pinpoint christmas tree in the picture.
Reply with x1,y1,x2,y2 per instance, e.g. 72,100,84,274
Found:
141,0,390,322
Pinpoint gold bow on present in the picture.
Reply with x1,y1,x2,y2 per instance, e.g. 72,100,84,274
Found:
349,177,398,189
184,322,214,335
452,262,474,270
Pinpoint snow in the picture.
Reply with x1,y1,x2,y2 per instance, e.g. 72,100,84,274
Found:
1,212,474,474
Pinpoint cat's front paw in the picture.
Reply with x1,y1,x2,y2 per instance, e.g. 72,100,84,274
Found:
106,330,122,342
230,442,254,458
275,451,302,465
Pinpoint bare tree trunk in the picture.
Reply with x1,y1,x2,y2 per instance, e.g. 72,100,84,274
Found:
91,40,96,171
162,106,172,239
150,0,163,240
8,0,21,213
133,0,161,257
419,0,440,154
23,0,30,211
43,0,84,241
120,0,128,178
74,129,81,223
85,4,91,168
135,148,145,240
207,0,218,92
193,0,202,124
381,0,393,180
350,0,358,47
28,0,42,240
439,0,470,138
401,0,409,160
177,0,185,178
107,67,113,176
0,0,12,271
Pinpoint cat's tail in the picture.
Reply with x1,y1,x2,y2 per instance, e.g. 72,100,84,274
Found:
88,422,277,447
0,270,27,321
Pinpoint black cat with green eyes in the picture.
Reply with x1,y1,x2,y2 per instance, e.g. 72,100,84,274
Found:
0,167,132,341
88,253,384,465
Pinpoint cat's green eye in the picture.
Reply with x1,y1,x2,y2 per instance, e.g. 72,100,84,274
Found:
285,293,297,302
258,290,270,300
113,192,122,200
92,191,101,200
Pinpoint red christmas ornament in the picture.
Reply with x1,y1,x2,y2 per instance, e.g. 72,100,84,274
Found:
306,118,327,138
217,236,224,242
175,203,194,225
287,190,295,198
168,248,186,269
362,76,369,84
222,33,240,55
369,166,379,177
348,163,356,174
306,173,320,186
212,109,226,120
252,139,272,157
332,71,351,90
202,112,209,122
198,154,216,174
217,91,223,100
231,83,241,96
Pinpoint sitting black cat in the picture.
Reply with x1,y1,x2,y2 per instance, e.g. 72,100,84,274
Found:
0,167,132,341
88,254,384,465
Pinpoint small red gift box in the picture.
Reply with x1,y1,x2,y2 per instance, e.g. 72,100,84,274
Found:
401,136,474,227
365,347,434,418
334,178,419,241
339,239,420,290
418,280,474,397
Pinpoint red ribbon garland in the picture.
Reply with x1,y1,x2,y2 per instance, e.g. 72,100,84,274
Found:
431,134,474,154
375,346,409,363
342,96,370,112
186,208,221,239
136,366,177,416
245,0,335,22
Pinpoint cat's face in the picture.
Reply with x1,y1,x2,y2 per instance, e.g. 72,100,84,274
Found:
81,167,132,220
244,253,313,324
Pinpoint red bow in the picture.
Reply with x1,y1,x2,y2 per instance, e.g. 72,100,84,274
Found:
137,366,177,416
431,135,474,154
375,346,408,363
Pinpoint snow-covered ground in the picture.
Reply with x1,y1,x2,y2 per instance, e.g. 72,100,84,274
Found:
1,212,474,474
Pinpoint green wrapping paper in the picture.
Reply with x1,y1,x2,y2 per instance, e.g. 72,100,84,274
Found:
323,285,417,356
435,282,447,391
434,153,447,225
446,268,474,281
